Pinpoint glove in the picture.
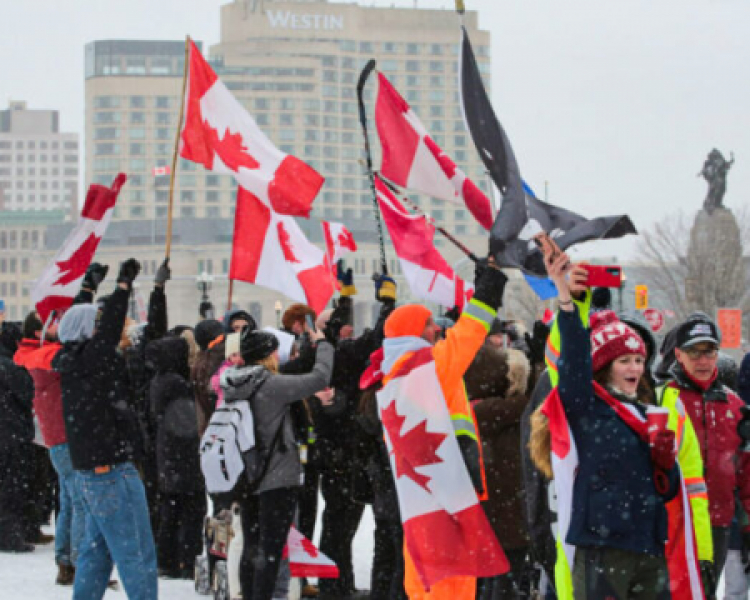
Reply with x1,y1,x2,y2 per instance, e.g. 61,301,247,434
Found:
525,320,550,366
444,305,461,322
154,258,171,286
82,262,108,293
336,260,356,297
472,260,508,311
650,429,676,471
374,273,396,302
700,560,716,599
117,258,141,287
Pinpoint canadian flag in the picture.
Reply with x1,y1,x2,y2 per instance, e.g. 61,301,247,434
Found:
322,221,357,265
375,176,473,310
375,72,494,230
285,526,339,579
377,347,508,588
229,187,334,315
31,174,125,322
152,165,171,177
180,40,323,218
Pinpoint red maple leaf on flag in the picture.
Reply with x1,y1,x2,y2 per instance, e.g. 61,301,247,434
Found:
53,233,100,286
277,222,300,264
381,399,447,492
337,229,357,252
204,122,260,172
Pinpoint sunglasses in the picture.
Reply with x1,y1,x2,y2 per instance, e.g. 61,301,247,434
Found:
682,347,719,360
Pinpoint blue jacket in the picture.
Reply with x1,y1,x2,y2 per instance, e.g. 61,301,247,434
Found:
557,308,677,557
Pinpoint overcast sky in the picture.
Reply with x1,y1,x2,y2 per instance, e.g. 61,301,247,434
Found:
1,0,748,261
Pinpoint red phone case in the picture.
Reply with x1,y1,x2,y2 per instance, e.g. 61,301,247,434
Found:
583,265,622,288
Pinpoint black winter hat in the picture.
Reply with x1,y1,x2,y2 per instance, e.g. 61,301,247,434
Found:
591,287,612,311
223,309,257,334
240,329,279,364
194,319,224,351
0,322,22,356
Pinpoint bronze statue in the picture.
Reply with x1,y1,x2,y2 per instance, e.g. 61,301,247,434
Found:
698,148,734,214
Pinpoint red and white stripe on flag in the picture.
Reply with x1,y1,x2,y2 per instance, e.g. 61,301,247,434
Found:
31,173,125,322
377,348,507,588
375,72,494,230
179,40,323,218
375,176,473,310
152,165,171,177
285,526,339,579
229,187,334,315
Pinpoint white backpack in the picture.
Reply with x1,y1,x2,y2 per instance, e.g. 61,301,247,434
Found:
200,401,256,494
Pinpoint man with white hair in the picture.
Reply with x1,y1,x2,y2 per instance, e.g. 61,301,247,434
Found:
53,258,157,600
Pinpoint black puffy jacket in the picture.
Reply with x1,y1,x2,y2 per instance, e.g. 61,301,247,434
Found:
146,336,203,494
0,325,34,449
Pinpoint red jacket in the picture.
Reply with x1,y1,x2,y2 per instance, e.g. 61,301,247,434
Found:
665,365,750,527
14,339,66,448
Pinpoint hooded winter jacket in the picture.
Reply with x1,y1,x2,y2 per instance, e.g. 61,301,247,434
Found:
465,345,531,551
146,336,203,494
13,339,66,447
663,362,750,528
221,341,333,494
0,334,34,449
52,286,142,471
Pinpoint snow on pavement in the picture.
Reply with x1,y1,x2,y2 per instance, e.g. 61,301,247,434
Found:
0,507,375,599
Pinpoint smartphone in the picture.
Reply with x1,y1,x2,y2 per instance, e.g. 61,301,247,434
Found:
583,265,623,288
0,299,4,313
305,314,317,333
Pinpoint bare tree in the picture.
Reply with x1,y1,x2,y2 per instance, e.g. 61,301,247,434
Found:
637,207,749,327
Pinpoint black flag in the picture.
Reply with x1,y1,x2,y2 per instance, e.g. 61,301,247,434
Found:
459,27,636,277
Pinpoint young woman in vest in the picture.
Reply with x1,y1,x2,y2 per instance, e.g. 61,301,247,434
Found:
531,252,681,599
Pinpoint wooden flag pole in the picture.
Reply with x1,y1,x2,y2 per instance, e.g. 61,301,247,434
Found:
227,279,234,312
165,35,191,260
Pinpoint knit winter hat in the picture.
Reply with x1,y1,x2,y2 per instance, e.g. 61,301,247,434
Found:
384,304,432,339
58,304,99,343
590,310,647,373
240,329,279,364
194,319,224,351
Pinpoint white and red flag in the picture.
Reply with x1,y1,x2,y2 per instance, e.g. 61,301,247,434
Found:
285,526,339,579
322,221,357,265
152,165,171,177
377,347,507,588
31,173,125,322
375,176,472,310
375,72,494,230
229,187,334,315
179,40,323,218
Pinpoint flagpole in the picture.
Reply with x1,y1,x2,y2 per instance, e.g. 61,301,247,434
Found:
165,35,191,260
356,59,388,276
227,279,234,312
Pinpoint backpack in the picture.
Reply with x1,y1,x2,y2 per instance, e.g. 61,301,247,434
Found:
200,401,257,494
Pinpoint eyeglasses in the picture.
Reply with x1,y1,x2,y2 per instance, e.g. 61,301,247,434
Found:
683,347,719,360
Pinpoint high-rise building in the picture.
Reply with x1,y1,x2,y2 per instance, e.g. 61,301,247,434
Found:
85,0,491,231
77,0,493,327
0,101,79,214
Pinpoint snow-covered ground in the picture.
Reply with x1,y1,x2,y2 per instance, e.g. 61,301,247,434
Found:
0,504,375,599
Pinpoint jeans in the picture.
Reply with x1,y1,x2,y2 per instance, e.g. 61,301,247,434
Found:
49,443,85,567
74,462,157,600
723,549,750,600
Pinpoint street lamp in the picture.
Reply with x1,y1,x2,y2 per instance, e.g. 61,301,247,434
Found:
196,271,215,319
274,300,283,328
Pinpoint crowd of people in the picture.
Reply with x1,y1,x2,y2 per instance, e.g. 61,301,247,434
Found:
1,251,750,600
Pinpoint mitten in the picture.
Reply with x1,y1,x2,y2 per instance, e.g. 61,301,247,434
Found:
82,262,109,293
117,258,141,287
337,260,356,297
374,274,396,302
154,258,171,286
